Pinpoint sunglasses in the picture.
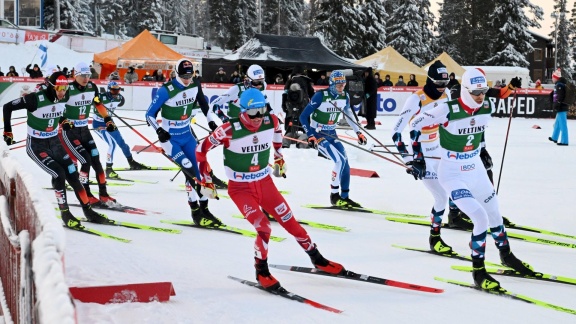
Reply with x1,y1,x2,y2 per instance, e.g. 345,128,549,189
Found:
180,74,193,79
54,85,69,92
110,87,121,93
428,76,449,87
246,107,267,118
468,87,489,96
251,80,263,86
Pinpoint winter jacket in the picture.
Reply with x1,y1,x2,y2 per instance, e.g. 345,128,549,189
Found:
124,71,138,84
6,66,19,77
26,64,43,79
551,77,569,112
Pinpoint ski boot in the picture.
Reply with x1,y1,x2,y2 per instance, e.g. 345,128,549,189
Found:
330,193,362,208
255,258,281,291
306,244,345,275
61,208,82,228
429,233,453,254
448,212,474,230
502,216,515,227
499,248,535,276
128,157,150,170
190,201,223,227
105,167,119,179
82,205,114,224
472,259,502,291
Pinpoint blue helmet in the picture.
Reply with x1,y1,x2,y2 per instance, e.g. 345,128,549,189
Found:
107,81,120,91
329,70,347,95
239,88,266,111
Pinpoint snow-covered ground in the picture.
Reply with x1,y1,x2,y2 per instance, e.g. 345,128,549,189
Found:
3,109,576,323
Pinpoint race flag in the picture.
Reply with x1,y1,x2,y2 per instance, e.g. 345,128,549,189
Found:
38,43,48,68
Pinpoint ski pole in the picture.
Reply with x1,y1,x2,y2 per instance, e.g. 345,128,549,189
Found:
370,149,440,159
170,169,181,182
136,139,160,154
496,90,518,194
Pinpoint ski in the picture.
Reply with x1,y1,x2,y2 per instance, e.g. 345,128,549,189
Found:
100,177,159,185
269,264,443,293
62,224,131,243
450,265,576,287
301,204,424,218
113,166,179,171
159,220,286,242
87,180,133,187
505,224,576,241
391,244,505,268
386,216,576,250
66,202,161,215
232,214,350,232
434,277,576,316
227,276,343,314
77,217,181,234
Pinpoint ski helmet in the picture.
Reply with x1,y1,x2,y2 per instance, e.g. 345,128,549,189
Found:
175,58,194,79
239,88,267,114
460,68,488,108
107,81,121,96
329,70,347,95
247,64,265,81
48,71,69,100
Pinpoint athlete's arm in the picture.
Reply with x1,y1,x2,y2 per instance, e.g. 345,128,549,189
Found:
196,122,232,178
145,86,170,131
299,91,323,136
2,93,38,132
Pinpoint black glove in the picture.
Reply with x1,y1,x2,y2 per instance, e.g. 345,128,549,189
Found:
480,147,493,171
208,121,218,132
406,158,426,180
307,135,317,149
104,116,117,132
156,127,171,143
510,77,521,89
3,132,15,145
60,118,74,131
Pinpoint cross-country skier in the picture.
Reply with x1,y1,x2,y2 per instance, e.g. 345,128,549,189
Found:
196,88,345,290
210,64,274,122
409,68,535,291
299,70,367,207
91,81,150,178
391,60,453,254
2,72,111,227
60,62,118,206
145,58,222,227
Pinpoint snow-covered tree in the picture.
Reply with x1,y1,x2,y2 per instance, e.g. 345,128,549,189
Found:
99,0,129,38
226,0,257,49
386,0,434,66
262,0,306,36
209,0,229,49
436,0,465,63
125,0,163,36
484,0,543,67
356,0,387,58
553,0,575,82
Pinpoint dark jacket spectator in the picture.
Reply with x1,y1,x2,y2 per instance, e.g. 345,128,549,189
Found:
214,67,227,83
142,71,155,81
0,67,4,77
229,71,241,84
193,70,202,83
407,74,418,86
26,64,43,79
395,75,406,86
551,76,569,112
61,67,70,78
374,72,383,87
124,67,138,83
363,67,378,129
90,67,99,79
447,72,459,90
154,69,166,82
382,74,393,86
316,74,329,85
274,73,284,85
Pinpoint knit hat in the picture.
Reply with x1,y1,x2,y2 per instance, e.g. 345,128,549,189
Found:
535,79,541,85
552,68,561,81
427,61,449,81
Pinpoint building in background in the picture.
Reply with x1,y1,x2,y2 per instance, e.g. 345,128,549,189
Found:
1,0,41,27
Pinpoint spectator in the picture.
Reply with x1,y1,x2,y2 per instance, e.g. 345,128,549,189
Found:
90,66,99,79
62,67,70,78
193,70,202,83
229,70,241,84
109,70,120,80
395,75,406,86
124,66,138,84
447,72,459,89
6,66,19,77
170,70,177,81
274,73,284,85
316,74,329,85
534,79,543,89
407,74,418,86
0,67,4,77
549,68,569,146
493,80,502,89
142,71,154,81
374,72,383,87
382,74,393,86
235,63,244,77
214,67,227,83
363,67,378,130
26,64,43,79
155,69,166,82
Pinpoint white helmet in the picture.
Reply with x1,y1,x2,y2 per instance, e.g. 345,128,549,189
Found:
247,64,265,81
460,68,488,108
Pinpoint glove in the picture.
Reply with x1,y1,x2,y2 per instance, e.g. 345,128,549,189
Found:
3,132,15,145
156,127,171,143
392,132,410,157
200,181,218,199
208,121,218,132
510,77,522,89
104,116,117,132
272,158,287,178
406,158,426,180
357,131,367,145
60,118,74,131
307,135,317,149
480,147,493,171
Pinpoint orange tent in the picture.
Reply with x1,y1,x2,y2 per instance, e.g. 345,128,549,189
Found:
93,29,189,80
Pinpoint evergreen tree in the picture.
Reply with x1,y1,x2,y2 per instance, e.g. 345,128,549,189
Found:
436,0,464,63
553,0,575,82
386,0,434,66
357,0,387,58
226,0,257,49
125,0,163,36
261,0,305,36
99,0,128,38
209,0,229,49
484,1,543,67
383,0,400,45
